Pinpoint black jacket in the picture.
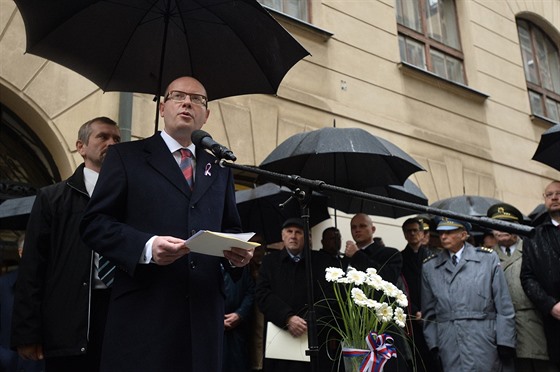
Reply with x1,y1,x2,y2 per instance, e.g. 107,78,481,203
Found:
521,218,560,362
11,164,94,357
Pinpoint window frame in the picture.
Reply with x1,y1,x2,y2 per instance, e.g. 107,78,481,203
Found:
517,19,560,123
396,0,466,84
257,0,310,23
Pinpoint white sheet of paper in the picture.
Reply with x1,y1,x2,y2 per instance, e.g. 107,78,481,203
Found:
184,230,258,257
265,322,310,362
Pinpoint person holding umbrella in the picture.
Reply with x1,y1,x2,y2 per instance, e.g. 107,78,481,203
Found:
80,76,253,372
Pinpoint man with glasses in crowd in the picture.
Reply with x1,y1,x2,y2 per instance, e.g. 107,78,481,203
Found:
80,76,253,372
521,181,560,370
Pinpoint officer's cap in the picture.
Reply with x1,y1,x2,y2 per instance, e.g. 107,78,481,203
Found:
486,203,523,223
436,217,472,232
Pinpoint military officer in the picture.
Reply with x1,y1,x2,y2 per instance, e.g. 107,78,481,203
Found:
487,203,556,372
421,217,516,372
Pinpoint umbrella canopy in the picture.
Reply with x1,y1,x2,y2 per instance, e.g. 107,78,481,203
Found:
528,203,547,226
14,0,309,101
430,195,502,217
324,179,428,219
259,127,425,189
0,195,36,230
532,124,560,171
236,183,330,244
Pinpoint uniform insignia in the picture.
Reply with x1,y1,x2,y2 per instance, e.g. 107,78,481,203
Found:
423,253,438,263
477,247,494,253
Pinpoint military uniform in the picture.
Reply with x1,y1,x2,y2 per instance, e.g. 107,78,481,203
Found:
488,202,556,371
493,241,555,369
421,243,516,372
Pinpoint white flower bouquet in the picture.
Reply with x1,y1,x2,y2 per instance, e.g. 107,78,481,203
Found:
323,266,408,371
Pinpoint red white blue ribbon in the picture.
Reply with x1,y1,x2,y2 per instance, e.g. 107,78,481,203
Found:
342,332,397,372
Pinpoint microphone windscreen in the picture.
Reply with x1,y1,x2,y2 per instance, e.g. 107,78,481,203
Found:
191,130,211,146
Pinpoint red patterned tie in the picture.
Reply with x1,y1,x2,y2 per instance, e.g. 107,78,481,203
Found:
179,148,194,190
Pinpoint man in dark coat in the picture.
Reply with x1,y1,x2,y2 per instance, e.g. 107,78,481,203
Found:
256,218,339,372
11,117,121,371
344,213,410,372
521,180,560,368
80,77,252,372
400,217,439,372
0,234,44,372
223,266,255,372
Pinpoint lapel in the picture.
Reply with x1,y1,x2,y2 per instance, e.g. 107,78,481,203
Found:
144,134,192,199
191,148,221,204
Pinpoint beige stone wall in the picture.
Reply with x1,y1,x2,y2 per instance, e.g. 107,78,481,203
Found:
1,0,558,248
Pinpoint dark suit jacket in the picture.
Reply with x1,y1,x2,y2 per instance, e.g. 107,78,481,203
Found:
348,242,402,285
256,249,338,372
80,133,241,372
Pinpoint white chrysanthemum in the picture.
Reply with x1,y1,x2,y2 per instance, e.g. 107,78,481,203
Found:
366,267,378,276
354,299,369,307
337,277,351,284
396,292,408,308
393,307,406,328
347,269,367,285
351,287,368,303
366,274,384,290
383,282,400,298
365,299,381,309
325,267,345,282
376,303,394,323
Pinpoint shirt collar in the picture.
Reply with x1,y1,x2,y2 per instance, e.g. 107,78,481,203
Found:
450,245,465,262
160,130,196,158
83,167,99,197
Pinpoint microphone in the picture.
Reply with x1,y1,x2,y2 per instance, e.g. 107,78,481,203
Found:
191,130,237,161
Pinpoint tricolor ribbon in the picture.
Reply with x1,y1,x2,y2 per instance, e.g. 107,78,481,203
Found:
342,332,397,372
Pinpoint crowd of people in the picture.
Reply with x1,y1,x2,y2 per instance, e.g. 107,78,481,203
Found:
0,75,557,372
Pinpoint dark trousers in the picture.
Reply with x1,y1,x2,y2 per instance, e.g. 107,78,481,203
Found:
45,288,111,372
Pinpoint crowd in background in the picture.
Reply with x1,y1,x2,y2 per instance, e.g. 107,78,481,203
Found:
0,87,557,372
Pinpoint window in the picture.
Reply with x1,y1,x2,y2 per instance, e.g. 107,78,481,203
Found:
517,19,560,123
396,0,465,84
258,0,308,22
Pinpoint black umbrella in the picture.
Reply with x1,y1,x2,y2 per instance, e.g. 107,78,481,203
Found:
528,203,547,226
235,183,330,244
532,124,560,171
0,195,36,230
430,195,502,217
259,127,425,189
324,179,428,219
14,0,309,132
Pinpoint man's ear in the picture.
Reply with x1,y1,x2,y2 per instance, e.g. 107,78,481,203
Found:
76,140,86,156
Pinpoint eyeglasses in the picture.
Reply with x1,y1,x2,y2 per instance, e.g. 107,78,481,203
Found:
165,90,207,107
544,191,560,200
404,228,421,234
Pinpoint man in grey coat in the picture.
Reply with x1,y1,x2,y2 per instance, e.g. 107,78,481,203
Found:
422,217,516,372
488,203,556,372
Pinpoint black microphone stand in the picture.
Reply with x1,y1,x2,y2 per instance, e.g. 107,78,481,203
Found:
277,186,320,371
219,160,535,372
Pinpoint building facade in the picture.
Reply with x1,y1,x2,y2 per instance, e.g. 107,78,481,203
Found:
1,0,559,252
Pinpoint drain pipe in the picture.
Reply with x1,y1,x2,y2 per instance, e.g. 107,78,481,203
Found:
118,92,133,142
